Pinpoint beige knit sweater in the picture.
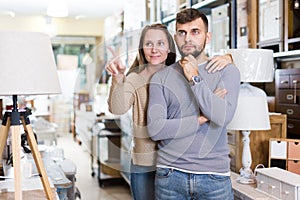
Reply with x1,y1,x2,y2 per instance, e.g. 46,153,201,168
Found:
107,73,157,166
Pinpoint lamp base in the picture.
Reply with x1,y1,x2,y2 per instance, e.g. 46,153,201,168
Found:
238,167,256,184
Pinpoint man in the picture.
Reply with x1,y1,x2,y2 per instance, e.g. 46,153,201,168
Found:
147,8,240,200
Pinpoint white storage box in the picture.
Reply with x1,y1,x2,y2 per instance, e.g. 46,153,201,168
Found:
256,167,300,200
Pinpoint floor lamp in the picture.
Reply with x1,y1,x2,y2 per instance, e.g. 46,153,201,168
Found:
0,31,61,199
226,48,274,184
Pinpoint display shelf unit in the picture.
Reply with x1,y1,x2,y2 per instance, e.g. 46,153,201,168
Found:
257,0,283,52
269,138,300,175
161,0,231,24
159,0,236,55
95,118,124,187
258,0,300,52
283,0,300,52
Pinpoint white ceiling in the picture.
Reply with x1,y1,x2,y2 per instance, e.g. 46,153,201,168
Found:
0,0,125,19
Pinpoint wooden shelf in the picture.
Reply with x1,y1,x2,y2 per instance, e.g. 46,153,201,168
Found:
274,49,300,61
161,0,231,23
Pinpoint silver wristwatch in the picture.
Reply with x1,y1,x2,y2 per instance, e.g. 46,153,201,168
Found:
190,75,202,85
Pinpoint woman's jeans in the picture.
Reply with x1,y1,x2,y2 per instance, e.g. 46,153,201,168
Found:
155,167,234,200
130,162,156,200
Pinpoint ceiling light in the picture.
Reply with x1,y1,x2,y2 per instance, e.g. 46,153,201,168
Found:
295,0,300,9
3,11,15,18
47,0,68,18
75,15,86,20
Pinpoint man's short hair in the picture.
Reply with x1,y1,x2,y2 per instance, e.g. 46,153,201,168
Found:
176,8,208,31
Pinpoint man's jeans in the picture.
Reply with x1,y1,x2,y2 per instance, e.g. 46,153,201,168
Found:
155,167,233,200
130,162,156,200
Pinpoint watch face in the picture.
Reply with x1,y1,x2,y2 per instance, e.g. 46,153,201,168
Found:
193,76,201,83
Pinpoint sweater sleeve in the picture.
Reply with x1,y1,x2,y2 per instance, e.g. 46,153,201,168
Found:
107,75,135,115
191,65,240,127
147,73,200,141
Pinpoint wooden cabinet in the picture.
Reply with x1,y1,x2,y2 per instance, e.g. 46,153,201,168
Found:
258,0,300,52
258,0,283,51
228,114,287,173
275,68,300,138
284,0,300,51
269,138,300,175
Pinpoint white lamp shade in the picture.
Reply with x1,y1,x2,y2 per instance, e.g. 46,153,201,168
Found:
227,83,271,131
0,31,61,95
224,49,274,82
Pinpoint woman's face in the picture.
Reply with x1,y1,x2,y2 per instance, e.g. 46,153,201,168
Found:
143,29,170,65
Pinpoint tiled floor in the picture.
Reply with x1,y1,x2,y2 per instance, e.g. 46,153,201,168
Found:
56,133,132,200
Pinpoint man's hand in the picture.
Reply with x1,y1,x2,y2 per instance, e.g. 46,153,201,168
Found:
214,88,227,99
179,55,199,81
198,116,208,125
198,88,227,125
205,54,233,73
105,46,126,77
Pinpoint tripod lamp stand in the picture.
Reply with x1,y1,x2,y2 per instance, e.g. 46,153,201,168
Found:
0,31,61,199
226,48,274,184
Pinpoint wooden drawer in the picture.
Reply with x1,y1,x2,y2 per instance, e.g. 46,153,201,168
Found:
276,104,300,118
277,74,300,89
288,141,300,159
256,173,269,193
278,90,300,104
278,74,290,89
282,182,297,200
268,176,281,198
287,160,300,175
270,140,287,159
290,74,300,89
287,119,300,135
256,173,281,198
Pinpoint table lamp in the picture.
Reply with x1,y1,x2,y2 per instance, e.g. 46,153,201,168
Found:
0,31,61,199
226,48,274,184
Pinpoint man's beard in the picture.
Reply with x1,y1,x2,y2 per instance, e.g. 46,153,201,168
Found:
179,49,202,58
179,43,205,58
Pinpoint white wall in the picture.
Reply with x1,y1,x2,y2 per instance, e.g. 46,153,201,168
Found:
0,15,105,36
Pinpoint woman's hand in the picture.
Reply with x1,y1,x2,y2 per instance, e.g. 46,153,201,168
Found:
105,46,126,77
205,54,233,73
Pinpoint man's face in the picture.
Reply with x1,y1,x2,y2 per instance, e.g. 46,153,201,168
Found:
174,18,211,58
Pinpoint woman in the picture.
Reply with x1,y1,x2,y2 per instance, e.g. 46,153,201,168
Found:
106,23,232,200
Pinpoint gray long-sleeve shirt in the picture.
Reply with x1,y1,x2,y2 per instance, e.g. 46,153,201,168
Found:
147,61,240,173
